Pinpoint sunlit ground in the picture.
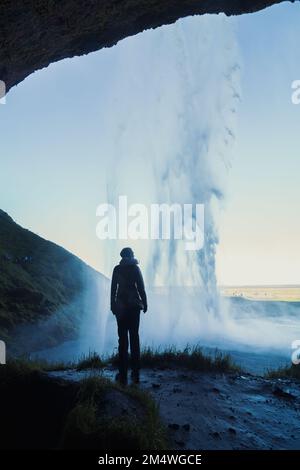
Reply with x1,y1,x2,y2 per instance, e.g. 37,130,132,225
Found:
221,286,300,302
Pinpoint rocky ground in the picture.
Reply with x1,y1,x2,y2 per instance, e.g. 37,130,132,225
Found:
49,366,300,450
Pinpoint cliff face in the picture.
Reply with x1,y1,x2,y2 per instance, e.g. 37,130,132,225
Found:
0,209,107,351
0,0,292,93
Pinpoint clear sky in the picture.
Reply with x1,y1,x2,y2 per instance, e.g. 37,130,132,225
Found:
216,1,300,285
0,2,300,286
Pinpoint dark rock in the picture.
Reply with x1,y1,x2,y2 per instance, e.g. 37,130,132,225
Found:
175,440,185,447
182,424,190,432
0,1,290,93
272,386,296,400
168,423,180,430
211,431,221,439
180,374,189,380
0,371,79,449
152,383,161,389
0,208,106,354
228,427,237,435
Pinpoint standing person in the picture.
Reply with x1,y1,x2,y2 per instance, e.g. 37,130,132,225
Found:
111,247,148,385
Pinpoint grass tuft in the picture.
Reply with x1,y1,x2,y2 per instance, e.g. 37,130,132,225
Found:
77,352,104,371
110,345,240,373
3,345,240,376
265,363,300,381
62,376,167,449
0,359,167,449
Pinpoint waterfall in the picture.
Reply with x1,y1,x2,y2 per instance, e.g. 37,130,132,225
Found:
95,14,240,348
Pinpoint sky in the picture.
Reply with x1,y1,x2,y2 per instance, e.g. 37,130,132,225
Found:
216,1,300,285
0,1,300,286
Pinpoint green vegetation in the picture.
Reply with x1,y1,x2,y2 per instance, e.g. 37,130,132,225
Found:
265,363,300,381
63,376,167,449
110,345,241,373
0,347,240,449
0,357,75,385
0,357,41,384
76,351,104,371
11,345,240,374
0,209,105,352
0,358,167,450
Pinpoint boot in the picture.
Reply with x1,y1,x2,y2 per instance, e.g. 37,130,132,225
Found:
131,370,140,384
115,372,127,386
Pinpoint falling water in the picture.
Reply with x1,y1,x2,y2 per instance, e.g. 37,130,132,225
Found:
94,14,240,349
31,15,300,366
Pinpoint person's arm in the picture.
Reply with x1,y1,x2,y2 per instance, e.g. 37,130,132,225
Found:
110,267,118,314
136,266,148,313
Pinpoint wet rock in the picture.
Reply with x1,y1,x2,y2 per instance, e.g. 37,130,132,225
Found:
180,374,189,380
272,386,296,400
212,387,220,394
229,374,238,380
175,440,185,447
228,427,237,435
152,383,161,389
211,431,221,439
182,424,190,432
0,0,291,98
168,423,180,430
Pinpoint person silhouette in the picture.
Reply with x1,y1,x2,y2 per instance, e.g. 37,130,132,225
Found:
111,247,147,385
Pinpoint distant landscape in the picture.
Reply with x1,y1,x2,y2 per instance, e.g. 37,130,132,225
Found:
221,285,300,302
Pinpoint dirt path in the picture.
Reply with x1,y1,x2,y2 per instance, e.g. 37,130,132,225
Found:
49,367,300,450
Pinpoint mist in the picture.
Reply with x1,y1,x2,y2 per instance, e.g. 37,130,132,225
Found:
99,14,239,284
88,14,299,361
27,14,299,366
87,14,241,352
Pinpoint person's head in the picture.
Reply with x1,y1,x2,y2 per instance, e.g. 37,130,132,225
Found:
120,247,134,259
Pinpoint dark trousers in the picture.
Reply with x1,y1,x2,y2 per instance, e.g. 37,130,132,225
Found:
116,309,140,377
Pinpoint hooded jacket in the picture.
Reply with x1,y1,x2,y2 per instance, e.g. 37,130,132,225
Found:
110,258,147,314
